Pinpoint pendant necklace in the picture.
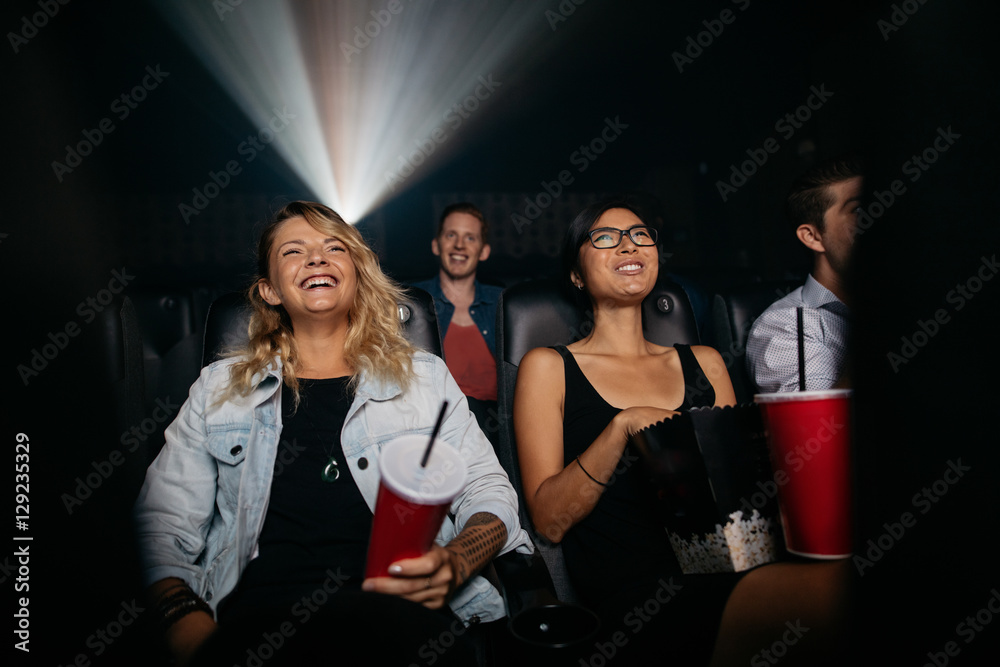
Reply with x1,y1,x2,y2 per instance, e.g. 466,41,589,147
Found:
321,450,340,482
295,378,346,483
314,399,340,483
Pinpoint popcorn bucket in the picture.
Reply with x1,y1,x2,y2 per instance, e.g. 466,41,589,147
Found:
629,404,784,573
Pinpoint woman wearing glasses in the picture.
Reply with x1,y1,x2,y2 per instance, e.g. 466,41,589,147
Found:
513,199,847,665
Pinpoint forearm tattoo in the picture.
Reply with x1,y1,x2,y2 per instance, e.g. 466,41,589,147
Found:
445,512,508,587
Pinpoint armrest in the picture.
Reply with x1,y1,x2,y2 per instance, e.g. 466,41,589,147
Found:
490,550,599,649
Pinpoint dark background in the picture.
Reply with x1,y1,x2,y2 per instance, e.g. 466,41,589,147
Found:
5,0,999,664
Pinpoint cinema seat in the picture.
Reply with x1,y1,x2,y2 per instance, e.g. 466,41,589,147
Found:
707,279,803,404
99,295,146,431
129,290,198,446
495,275,700,604
95,295,148,502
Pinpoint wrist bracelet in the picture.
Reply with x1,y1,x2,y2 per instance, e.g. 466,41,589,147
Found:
156,588,213,629
162,597,213,629
575,456,608,487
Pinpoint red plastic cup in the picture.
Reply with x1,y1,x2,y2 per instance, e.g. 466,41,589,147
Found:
754,389,852,559
364,435,467,578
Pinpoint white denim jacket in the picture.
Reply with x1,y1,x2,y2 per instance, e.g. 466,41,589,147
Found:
133,351,532,624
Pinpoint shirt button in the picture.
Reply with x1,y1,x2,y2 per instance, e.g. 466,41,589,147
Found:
204,590,213,601
230,445,243,456
469,615,481,625
482,330,488,335
358,458,368,470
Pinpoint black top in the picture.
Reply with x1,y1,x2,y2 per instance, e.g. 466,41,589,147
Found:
554,344,716,606
222,377,372,615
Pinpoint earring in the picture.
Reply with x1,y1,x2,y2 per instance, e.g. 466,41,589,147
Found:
576,283,584,291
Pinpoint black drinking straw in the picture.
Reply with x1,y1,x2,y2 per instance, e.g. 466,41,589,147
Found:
796,307,806,391
420,400,449,468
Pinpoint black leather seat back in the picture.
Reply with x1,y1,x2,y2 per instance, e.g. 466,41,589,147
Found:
202,286,442,368
97,295,146,432
90,295,148,501
708,280,802,404
495,275,700,603
499,277,700,369
202,292,253,367
395,287,444,358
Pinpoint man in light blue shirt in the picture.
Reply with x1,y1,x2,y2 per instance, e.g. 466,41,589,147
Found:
747,157,863,392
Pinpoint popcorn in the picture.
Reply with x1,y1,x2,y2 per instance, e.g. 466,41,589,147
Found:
668,510,778,574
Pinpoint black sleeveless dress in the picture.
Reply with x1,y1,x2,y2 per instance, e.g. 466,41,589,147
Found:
554,344,741,665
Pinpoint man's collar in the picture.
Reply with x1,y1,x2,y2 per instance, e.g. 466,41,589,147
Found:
803,274,847,310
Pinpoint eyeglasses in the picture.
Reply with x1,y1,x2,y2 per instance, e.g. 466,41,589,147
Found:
586,226,658,249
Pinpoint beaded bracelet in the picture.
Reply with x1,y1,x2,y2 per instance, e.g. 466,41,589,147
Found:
156,589,191,612
162,597,213,629
575,456,608,487
155,586,213,629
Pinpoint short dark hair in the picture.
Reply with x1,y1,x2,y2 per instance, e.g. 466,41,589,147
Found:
561,197,653,306
437,202,489,242
786,155,864,233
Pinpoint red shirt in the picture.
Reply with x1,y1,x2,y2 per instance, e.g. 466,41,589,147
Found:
443,323,497,401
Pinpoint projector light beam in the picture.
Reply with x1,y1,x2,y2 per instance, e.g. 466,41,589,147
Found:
155,0,550,223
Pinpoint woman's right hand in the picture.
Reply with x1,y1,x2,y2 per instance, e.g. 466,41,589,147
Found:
614,406,680,439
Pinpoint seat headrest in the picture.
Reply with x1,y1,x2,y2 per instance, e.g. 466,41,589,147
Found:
711,280,802,348
499,276,700,367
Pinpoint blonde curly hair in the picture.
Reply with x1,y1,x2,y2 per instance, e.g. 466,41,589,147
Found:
220,201,413,406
